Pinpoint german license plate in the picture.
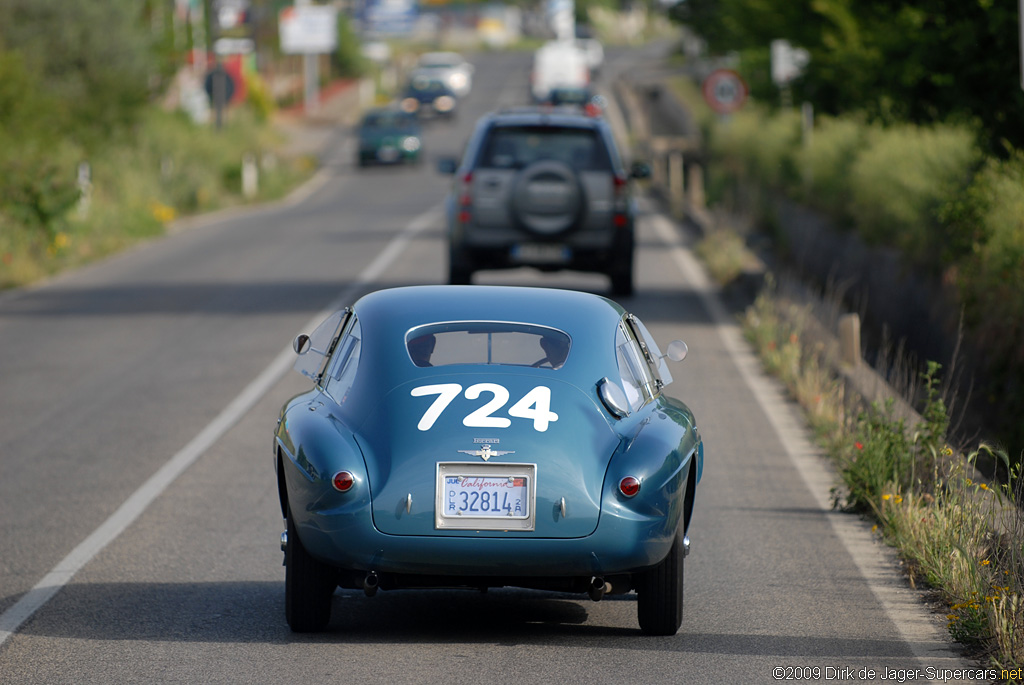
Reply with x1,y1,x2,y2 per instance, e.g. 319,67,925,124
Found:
435,462,537,531
511,243,571,264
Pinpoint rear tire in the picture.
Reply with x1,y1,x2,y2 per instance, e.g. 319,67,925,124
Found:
285,510,335,632
636,534,684,636
610,266,634,297
448,251,473,285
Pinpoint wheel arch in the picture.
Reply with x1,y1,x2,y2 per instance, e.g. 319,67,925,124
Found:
276,447,289,520
681,454,698,535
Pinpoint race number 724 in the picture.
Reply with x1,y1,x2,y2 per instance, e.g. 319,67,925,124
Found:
411,383,558,432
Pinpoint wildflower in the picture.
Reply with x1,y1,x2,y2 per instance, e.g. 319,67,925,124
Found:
966,478,973,486
882,494,892,501
150,201,177,224
981,560,991,566
980,483,989,491
855,441,864,451
941,446,954,457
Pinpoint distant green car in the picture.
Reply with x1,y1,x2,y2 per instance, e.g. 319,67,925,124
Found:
357,108,422,167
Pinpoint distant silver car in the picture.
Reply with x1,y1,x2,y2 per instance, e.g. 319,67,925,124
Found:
439,106,649,296
415,51,474,98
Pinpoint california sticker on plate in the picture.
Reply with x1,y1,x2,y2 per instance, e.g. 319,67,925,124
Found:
435,462,537,531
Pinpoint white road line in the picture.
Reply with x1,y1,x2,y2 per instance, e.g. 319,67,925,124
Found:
0,202,443,648
647,212,980,682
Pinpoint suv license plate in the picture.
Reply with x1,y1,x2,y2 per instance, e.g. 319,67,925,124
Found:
511,244,571,264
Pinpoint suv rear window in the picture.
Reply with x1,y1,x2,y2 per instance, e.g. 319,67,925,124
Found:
478,126,610,172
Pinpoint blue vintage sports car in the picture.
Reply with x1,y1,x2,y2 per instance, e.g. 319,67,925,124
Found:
274,285,703,635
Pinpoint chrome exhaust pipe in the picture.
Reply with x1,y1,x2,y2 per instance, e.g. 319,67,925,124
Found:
588,576,611,602
363,572,379,597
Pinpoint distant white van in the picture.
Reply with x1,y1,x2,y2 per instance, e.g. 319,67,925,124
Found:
530,40,590,103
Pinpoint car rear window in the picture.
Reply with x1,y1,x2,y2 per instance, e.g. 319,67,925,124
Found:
406,322,571,369
363,112,415,129
478,126,610,172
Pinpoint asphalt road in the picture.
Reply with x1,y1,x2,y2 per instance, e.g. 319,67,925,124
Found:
0,45,990,684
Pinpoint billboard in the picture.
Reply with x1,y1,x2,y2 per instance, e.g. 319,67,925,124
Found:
360,0,418,37
279,4,339,54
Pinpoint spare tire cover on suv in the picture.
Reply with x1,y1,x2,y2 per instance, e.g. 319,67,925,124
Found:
510,160,585,236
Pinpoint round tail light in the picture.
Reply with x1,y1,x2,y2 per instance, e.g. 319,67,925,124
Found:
619,476,641,498
332,471,355,492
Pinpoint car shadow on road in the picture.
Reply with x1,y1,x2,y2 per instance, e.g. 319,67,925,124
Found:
8,580,921,658
8,582,632,644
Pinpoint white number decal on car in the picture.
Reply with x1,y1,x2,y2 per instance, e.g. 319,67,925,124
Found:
508,385,559,432
463,383,513,428
410,383,462,431
411,383,559,432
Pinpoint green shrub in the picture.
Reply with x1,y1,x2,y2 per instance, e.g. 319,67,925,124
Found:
244,69,276,123
791,114,865,218
333,12,367,78
846,123,979,262
708,104,802,190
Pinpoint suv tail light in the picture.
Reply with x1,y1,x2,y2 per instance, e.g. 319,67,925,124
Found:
612,175,629,228
458,172,473,224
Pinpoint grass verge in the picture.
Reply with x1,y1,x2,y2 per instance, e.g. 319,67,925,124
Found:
735,267,1024,677
0,107,315,291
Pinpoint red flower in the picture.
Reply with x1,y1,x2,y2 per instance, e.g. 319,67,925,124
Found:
855,441,864,450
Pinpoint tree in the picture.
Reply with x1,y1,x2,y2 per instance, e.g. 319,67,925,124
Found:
0,0,158,148
671,0,1024,154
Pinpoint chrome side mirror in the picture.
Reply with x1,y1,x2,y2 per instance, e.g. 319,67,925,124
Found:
664,340,688,362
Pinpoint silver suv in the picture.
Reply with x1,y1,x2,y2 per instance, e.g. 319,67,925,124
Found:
439,106,647,296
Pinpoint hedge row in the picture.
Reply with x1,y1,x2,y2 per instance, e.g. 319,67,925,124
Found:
674,76,1024,457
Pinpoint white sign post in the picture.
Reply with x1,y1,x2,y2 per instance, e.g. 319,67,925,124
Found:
279,3,338,114
771,39,810,108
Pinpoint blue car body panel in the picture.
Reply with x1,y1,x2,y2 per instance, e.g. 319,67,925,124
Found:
275,285,702,581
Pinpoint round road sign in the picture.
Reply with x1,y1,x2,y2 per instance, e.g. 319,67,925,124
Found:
702,69,748,114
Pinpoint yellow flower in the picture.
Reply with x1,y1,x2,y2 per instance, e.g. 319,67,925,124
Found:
150,201,177,224
882,494,892,501
980,483,989,491
981,559,991,566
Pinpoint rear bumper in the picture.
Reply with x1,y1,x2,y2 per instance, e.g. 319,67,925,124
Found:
451,230,634,275
298,504,678,579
